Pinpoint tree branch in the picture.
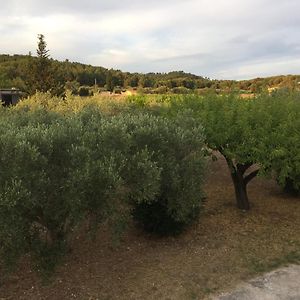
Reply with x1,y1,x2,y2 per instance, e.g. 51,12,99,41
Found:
244,169,259,185
237,162,253,175
222,154,236,174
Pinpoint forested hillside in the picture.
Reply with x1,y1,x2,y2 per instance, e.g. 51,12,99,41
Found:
0,53,300,95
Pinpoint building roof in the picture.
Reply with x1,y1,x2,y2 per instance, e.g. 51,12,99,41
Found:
0,88,22,94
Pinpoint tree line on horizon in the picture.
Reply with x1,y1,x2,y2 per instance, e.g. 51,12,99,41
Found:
0,35,300,96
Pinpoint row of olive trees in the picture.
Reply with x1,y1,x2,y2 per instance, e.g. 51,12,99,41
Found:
0,105,206,275
166,89,300,210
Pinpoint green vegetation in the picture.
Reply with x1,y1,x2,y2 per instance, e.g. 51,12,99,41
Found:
168,95,265,210
0,37,300,278
265,89,300,196
130,112,206,235
247,250,300,275
94,89,300,201
24,34,64,96
1,51,299,96
1,36,300,97
0,99,206,274
152,91,300,210
0,88,299,299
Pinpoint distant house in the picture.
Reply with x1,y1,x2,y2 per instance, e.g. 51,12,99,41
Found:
0,89,22,106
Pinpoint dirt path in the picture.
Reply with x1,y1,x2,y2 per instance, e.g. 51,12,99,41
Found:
213,264,300,300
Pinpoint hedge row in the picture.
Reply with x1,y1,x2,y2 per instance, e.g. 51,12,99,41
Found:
0,106,206,274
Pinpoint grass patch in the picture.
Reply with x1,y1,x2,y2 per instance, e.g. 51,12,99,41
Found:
247,249,300,274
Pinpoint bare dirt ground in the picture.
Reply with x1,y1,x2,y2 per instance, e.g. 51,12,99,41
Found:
214,264,300,299
0,156,299,300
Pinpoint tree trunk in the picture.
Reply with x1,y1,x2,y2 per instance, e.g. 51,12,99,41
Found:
283,177,300,196
222,154,259,211
231,170,250,210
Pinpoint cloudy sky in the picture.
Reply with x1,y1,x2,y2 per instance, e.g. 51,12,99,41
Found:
1,0,300,79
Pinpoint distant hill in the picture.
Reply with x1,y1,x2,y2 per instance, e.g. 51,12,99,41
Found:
0,54,299,95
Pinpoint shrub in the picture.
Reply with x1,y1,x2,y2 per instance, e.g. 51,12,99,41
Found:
125,112,206,235
113,86,122,94
71,108,161,231
171,86,192,94
0,112,85,273
0,99,207,274
0,107,162,273
78,86,91,97
152,86,169,94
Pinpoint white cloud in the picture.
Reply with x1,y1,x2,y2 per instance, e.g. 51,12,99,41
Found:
1,0,300,79
218,57,300,80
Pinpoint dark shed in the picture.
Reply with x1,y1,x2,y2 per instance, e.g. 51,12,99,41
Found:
0,89,22,106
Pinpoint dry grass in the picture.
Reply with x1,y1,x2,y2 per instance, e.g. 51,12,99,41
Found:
1,157,299,300
239,93,255,99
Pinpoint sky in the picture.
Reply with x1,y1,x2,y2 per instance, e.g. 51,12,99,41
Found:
1,0,300,80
